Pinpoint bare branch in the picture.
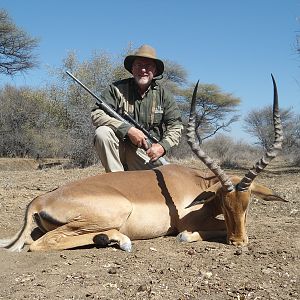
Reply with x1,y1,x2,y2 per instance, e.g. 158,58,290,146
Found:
0,9,39,75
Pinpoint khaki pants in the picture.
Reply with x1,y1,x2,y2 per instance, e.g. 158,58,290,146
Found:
94,126,163,172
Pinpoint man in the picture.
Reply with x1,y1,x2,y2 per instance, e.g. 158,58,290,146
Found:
91,44,183,172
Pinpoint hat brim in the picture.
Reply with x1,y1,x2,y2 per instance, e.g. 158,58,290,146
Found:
124,55,164,77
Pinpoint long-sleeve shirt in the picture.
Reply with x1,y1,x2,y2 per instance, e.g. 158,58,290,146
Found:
91,77,183,152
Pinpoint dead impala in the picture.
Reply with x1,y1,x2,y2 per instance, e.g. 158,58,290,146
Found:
0,75,286,252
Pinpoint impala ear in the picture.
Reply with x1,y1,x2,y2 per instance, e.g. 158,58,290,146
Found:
185,191,216,208
251,182,287,202
185,182,222,208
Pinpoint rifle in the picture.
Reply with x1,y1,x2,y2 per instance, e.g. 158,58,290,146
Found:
66,71,168,165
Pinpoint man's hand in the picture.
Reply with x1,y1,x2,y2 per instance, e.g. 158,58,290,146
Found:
127,127,149,149
127,127,164,161
146,143,165,162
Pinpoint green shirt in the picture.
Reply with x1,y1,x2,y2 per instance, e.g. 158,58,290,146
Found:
91,77,183,152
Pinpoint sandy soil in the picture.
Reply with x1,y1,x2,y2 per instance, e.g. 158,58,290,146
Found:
0,158,299,300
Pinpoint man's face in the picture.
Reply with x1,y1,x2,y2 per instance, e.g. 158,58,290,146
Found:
132,57,157,89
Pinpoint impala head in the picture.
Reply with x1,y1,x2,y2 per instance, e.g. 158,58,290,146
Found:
187,75,284,246
218,177,251,246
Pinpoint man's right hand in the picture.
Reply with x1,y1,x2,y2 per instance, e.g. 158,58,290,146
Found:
127,127,149,149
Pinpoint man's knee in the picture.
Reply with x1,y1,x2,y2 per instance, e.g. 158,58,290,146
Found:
93,126,124,172
94,126,117,146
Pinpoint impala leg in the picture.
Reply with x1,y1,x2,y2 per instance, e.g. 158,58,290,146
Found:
93,229,132,252
29,224,98,251
29,223,133,252
177,216,227,243
177,230,227,243
177,230,202,242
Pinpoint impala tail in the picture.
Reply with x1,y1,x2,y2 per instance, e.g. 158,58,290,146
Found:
0,200,37,252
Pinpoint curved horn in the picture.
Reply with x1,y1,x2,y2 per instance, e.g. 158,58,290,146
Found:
237,74,283,191
186,81,235,192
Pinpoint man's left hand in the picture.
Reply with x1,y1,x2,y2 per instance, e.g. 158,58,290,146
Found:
146,143,165,162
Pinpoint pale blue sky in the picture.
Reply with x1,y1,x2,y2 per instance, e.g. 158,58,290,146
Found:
1,0,299,141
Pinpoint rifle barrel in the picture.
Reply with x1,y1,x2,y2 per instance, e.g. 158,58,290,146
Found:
66,71,127,123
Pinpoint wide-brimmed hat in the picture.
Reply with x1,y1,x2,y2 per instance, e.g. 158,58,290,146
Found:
124,45,164,76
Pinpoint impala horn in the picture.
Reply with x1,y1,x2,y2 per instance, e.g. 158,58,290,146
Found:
237,74,283,191
186,80,235,192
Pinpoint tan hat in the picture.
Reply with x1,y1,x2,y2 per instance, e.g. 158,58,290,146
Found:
124,44,164,76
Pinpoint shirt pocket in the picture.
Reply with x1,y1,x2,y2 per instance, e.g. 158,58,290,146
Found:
153,112,164,125
153,106,164,125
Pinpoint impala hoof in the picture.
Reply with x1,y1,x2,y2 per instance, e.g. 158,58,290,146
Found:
120,241,132,252
176,232,188,242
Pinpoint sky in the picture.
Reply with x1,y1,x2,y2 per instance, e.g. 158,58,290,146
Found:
1,0,300,141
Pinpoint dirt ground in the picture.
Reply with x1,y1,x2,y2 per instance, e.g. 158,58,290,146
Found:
0,158,299,300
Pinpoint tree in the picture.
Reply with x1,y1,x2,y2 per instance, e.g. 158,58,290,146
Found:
0,10,39,75
160,60,188,95
0,85,69,158
46,51,117,166
243,105,299,150
179,83,240,143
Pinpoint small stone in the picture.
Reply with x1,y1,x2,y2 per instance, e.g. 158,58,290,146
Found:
200,271,213,279
108,267,117,274
137,284,148,292
234,249,243,256
187,249,196,255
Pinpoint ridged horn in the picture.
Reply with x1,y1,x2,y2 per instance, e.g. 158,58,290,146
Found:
237,74,283,191
186,81,235,192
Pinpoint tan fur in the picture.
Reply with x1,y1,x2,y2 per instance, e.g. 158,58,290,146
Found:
0,164,285,252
